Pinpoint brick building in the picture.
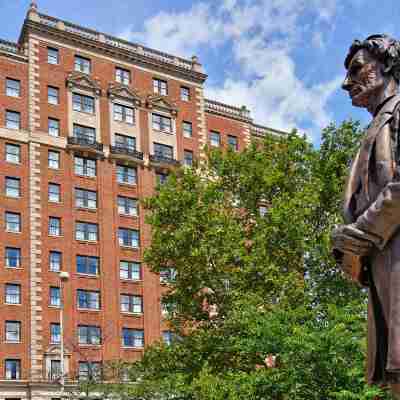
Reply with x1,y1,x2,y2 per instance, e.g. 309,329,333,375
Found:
0,2,284,398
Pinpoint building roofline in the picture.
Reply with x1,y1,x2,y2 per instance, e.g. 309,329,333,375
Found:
0,38,27,62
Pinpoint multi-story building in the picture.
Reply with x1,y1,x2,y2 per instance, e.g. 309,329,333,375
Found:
0,2,284,399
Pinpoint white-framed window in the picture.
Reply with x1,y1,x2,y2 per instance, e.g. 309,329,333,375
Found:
183,150,193,167
75,188,97,209
49,217,61,236
6,78,20,97
5,359,21,380
5,321,21,342
228,135,238,151
5,177,20,198
49,251,62,272
78,325,101,345
78,361,102,381
49,286,60,307
183,121,192,138
121,294,142,314
73,124,96,142
74,156,96,177
122,328,144,348
50,360,61,381
6,143,20,164
117,165,137,185
48,118,60,137
5,247,21,268
117,196,138,216
154,142,173,160
116,67,131,85
48,183,61,203
119,261,141,281
5,283,21,304
162,330,175,346
77,255,99,276
6,111,20,130
180,86,190,101
48,86,59,105
160,267,177,283
118,228,139,248
113,103,134,124
50,323,61,344
75,222,98,242
74,55,91,74
48,151,60,169
77,289,100,310
115,134,136,151
152,113,172,133
210,131,221,147
73,93,95,114
47,47,59,65
153,78,167,95
5,212,21,233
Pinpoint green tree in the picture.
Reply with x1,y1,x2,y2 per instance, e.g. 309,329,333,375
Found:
109,121,390,399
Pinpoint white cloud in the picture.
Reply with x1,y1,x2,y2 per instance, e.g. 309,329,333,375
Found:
118,0,344,140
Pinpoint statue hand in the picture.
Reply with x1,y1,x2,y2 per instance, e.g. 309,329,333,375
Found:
332,224,374,256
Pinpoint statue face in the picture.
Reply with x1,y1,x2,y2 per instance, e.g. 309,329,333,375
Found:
342,48,386,109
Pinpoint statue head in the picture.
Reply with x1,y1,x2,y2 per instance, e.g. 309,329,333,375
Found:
342,34,400,114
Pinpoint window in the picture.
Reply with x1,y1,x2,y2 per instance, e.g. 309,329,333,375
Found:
47,47,59,65
5,284,21,304
50,360,61,380
49,217,61,236
48,118,60,137
117,165,137,185
78,325,101,345
153,78,167,95
75,188,97,209
5,359,20,380
48,151,60,169
5,247,21,268
73,124,96,142
154,142,173,160
6,111,20,130
6,79,20,97
48,86,59,105
122,328,144,348
49,287,60,307
6,144,20,163
77,256,99,276
74,156,96,177
156,171,168,185
120,261,141,281
75,55,91,74
77,289,100,310
228,135,238,151
162,331,175,346
116,67,131,85
121,294,142,314
180,86,190,101
183,121,192,138
50,323,61,344
259,205,268,217
152,113,172,133
210,131,221,147
5,212,21,233
184,150,193,167
75,222,98,242
5,177,20,198
117,196,138,216
49,251,62,272
73,93,95,114
118,228,139,248
113,104,134,124
5,321,21,342
48,183,61,203
160,267,177,283
115,134,136,151
78,362,102,381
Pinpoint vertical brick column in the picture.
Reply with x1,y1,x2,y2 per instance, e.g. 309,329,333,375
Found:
242,122,252,148
195,86,207,162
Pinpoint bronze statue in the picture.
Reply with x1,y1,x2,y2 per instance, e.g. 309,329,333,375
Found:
332,34,400,396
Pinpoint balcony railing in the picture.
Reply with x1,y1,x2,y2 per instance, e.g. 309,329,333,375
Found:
110,145,144,161
150,152,180,167
68,136,103,152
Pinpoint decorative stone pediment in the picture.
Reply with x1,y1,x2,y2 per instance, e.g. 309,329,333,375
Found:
108,83,143,106
146,94,178,116
66,71,102,96
45,344,72,356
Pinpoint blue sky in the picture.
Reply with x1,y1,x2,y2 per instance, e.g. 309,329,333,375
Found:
2,0,400,142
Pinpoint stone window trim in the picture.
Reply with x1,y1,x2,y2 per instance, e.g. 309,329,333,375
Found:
66,71,101,97
108,83,143,107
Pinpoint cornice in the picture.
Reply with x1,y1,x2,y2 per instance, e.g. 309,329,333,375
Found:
0,38,27,62
204,98,252,123
66,71,102,96
20,18,207,84
146,94,178,116
108,82,143,106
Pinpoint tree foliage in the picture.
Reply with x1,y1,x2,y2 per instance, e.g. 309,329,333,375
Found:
107,121,390,399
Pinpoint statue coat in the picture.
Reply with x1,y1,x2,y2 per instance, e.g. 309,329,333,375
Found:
343,94,400,384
